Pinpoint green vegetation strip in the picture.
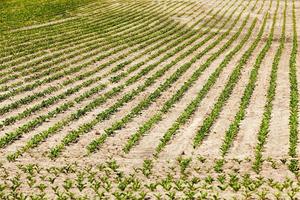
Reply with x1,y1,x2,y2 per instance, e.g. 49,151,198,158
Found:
0,1,152,60
48,0,241,156
288,0,299,173
0,0,215,129
156,0,269,154
0,3,187,101
5,0,235,161
0,2,146,65
0,2,140,46
0,1,209,93
192,0,273,148
86,0,250,154
124,0,258,154
0,2,177,84
0,2,186,112
12,2,200,85
0,0,97,32
251,0,286,173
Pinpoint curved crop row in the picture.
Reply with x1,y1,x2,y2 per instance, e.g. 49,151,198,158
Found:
250,0,285,173
147,0,269,155
0,0,218,127
0,6,187,94
0,2,181,85
5,0,240,161
3,0,236,161
124,0,258,154
192,0,272,148
0,0,188,55
0,1,210,93
0,2,146,66
84,0,251,153
0,3,189,102
0,1,151,62
288,0,299,173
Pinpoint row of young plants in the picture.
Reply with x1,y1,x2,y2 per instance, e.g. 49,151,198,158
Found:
0,2,88,47
0,80,108,150
3,0,236,159
0,86,58,116
0,0,215,127
52,0,248,155
1,0,186,71
0,2,180,85
18,1,199,84
2,4,190,89
1,1,193,44
0,4,155,67
1,0,191,54
0,76,106,128
0,0,218,85
0,18,194,127
192,0,272,148
154,9,264,156
1,157,300,199
0,3,124,50
4,0,206,84
6,0,211,63
0,2,135,48
5,0,241,160
85,5,250,152
0,3,151,75
108,0,224,84
249,0,285,173
0,0,227,125
0,1,152,63
115,0,238,87
0,0,183,67
0,2,188,101
0,3,145,68
288,0,299,173
123,0,258,154
3,0,200,64
0,0,204,92
0,9,185,92
152,0,268,155
0,15,181,115
0,0,104,42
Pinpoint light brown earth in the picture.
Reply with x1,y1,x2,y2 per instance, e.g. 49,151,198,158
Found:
0,0,300,198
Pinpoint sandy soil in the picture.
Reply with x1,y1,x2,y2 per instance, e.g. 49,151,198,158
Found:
1,0,300,198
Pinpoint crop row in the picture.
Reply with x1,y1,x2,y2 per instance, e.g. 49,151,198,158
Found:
52,0,247,156
0,2,127,43
0,16,180,116
0,1,102,38
0,9,186,95
16,2,197,84
0,2,146,64
1,0,192,53
0,0,217,129
0,0,225,119
288,0,299,173
2,0,201,66
125,0,257,154
138,0,267,156
250,0,285,173
0,1,180,68
0,2,191,102
0,2,181,85
5,0,240,161
192,0,271,148
0,1,153,61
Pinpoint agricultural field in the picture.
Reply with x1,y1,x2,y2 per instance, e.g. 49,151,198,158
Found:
0,0,300,199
